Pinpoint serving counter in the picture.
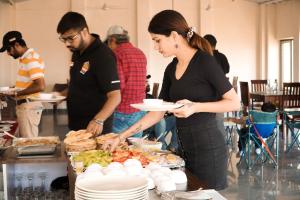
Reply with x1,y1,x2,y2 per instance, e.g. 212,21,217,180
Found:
1,141,207,200
0,144,68,200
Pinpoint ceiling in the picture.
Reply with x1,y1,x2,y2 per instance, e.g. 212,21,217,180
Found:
245,0,289,4
0,0,291,6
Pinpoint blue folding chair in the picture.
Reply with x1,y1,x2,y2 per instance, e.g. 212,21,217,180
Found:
244,110,279,169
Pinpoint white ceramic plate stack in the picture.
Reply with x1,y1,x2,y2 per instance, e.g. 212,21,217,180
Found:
75,176,148,200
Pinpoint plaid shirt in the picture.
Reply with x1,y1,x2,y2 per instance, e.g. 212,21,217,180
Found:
114,42,147,114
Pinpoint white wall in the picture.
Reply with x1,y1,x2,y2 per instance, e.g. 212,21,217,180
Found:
0,0,299,92
276,0,300,81
15,0,71,91
200,0,259,83
0,1,16,87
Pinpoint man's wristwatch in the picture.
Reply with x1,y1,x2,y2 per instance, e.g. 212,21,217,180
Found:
93,118,104,126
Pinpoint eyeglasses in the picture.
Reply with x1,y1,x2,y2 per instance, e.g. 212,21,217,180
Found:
59,31,81,43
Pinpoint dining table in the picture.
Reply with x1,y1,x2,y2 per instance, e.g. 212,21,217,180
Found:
249,90,283,109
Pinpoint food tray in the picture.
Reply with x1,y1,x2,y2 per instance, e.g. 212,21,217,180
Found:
13,136,60,156
16,144,57,156
13,136,60,147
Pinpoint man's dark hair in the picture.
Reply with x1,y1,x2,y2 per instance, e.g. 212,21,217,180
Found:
204,34,217,47
261,102,276,112
57,12,88,34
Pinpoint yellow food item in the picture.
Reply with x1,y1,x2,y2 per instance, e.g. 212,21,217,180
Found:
73,150,112,167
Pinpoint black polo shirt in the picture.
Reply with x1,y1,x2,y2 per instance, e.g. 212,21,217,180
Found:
67,34,120,132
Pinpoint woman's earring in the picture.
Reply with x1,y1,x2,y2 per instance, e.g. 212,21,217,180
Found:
175,44,178,48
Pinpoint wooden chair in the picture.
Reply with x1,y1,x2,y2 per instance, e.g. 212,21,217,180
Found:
251,80,268,109
232,76,238,92
282,82,300,109
282,82,300,152
251,80,268,92
152,83,160,99
239,81,250,115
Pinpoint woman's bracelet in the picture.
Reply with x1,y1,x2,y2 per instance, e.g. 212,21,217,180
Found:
93,118,104,126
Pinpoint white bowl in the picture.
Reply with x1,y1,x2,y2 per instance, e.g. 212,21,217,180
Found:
143,99,163,106
39,93,53,99
124,159,142,168
139,140,162,151
170,170,187,184
128,137,162,150
85,163,102,174
0,86,9,92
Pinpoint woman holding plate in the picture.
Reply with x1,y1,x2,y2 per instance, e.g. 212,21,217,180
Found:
104,10,240,190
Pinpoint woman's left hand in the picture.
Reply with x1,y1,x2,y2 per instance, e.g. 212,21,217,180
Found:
169,99,197,118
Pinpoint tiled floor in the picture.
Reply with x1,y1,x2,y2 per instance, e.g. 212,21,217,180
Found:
39,110,300,200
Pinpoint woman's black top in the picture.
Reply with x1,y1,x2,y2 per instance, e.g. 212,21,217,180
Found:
159,49,232,127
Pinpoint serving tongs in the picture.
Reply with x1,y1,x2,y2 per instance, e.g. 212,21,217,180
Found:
3,131,17,139
160,188,213,200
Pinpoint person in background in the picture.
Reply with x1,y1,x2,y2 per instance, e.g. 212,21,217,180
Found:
106,25,147,138
204,34,230,142
154,114,178,152
56,12,121,135
0,31,45,138
204,34,230,75
104,10,240,190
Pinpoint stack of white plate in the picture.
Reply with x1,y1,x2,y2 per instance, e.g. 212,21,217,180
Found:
75,175,148,200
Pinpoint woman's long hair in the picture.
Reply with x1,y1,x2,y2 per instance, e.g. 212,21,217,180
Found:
148,10,212,55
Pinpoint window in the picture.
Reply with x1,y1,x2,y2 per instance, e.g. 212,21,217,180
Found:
279,39,293,88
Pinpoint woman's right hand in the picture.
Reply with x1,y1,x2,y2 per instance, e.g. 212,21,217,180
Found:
102,134,122,152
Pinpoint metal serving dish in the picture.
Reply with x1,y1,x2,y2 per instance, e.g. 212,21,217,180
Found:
13,136,60,156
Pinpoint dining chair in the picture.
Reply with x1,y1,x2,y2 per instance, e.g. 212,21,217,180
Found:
251,80,268,109
239,81,250,115
251,80,268,92
282,82,300,153
223,76,240,148
152,83,160,99
232,76,239,93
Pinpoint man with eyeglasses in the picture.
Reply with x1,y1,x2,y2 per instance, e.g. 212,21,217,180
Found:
56,12,121,135
0,31,45,138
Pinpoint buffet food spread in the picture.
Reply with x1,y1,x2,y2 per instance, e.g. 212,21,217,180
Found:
63,129,187,196
64,130,185,171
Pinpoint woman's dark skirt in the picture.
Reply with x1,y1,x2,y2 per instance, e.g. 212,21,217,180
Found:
177,121,228,190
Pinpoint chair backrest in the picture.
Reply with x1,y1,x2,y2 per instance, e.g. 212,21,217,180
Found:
152,83,160,99
249,110,277,138
282,82,300,109
239,81,249,107
251,80,267,92
232,76,238,92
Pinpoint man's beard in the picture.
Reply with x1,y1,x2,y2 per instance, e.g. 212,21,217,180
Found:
67,38,85,52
